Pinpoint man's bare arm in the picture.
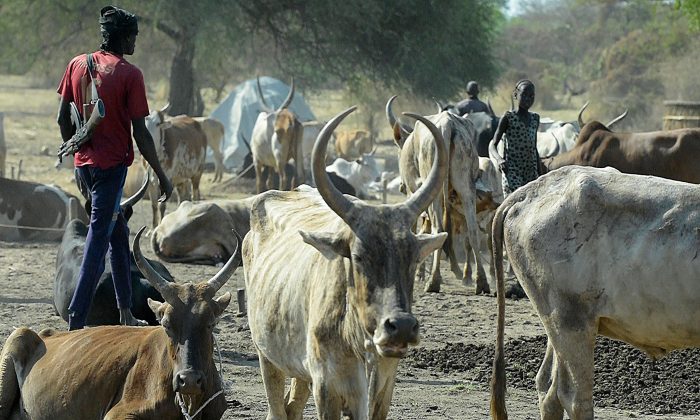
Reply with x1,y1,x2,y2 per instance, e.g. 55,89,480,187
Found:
57,98,75,142
132,117,173,202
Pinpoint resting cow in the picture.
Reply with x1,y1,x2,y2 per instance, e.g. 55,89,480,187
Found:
0,178,88,241
491,166,700,420
326,153,380,199
54,176,173,326
388,95,488,294
334,129,374,161
0,227,237,419
243,107,447,419
151,197,255,265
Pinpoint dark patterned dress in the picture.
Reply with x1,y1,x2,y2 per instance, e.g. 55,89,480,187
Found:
501,110,540,195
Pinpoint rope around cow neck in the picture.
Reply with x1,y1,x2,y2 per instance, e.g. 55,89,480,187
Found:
176,334,226,420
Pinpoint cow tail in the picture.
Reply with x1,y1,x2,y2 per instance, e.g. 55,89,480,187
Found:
441,131,457,260
490,201,509,420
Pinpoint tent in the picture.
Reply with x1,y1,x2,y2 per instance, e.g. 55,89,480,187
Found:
209,76,316,171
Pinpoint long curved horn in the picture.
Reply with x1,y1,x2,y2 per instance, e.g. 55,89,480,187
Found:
313,107,357,222
434,99,443,114
401,113,448,216
577,101,590,128
277,77,295,111
206,229,241,293
386,95,400,129
133,226,179,302
487,98,496,117
159,103,170,114
256,76,272,112
385,95,414,135
540,132,560,159
606,109,628,128
119,170,150,209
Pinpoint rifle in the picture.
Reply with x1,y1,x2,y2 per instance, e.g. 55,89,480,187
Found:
57,53,104,160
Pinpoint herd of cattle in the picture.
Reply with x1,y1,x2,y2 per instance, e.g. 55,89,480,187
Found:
1,81,700,419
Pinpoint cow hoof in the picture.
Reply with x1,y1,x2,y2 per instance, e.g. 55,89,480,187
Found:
475,280,490,295
424,282,441,293
504,281,526,299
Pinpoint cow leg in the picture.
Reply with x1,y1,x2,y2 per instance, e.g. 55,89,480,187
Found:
191,173,202,201
544,322,596,420
284,378,310,420
277,163,288,191
456,182,489,294
424,200,444,293
255,162,266,194
369,358,400,420
312,379,343,420
258,352,287,420
536,340,565,420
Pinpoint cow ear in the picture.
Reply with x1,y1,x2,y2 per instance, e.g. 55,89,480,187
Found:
213,292,232,316
299,230,351,259
159,121,173,130
415,232,448,262
392,122,407,148
148,298,166,321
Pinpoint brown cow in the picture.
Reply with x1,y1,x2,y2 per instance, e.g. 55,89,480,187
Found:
335,129,374,161
251,78,304,193
145,109,207,227
193,116,226,183
542,107,699,183
0,227,238,419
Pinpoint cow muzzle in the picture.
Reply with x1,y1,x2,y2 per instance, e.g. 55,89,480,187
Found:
174,368,205,395
373,313,420,358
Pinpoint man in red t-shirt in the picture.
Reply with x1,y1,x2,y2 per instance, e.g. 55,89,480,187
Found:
56,5,173,330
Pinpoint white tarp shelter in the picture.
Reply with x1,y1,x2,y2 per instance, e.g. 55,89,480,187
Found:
209,76,316,171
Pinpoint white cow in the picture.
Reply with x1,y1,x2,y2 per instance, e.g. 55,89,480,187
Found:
243,107,447,419
491,165,700,420
388,95,489,294
326,154,380,198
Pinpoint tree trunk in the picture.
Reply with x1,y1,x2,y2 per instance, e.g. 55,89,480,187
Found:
167,34,196,116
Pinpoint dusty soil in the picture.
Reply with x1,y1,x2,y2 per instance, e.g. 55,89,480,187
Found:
1,80,698,419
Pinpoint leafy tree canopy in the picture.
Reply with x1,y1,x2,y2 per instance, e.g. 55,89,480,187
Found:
0,1,505,114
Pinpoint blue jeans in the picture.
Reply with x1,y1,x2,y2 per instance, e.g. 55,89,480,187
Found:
69,164,132,330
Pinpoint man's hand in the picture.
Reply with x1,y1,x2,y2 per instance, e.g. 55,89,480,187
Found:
158,175,173,203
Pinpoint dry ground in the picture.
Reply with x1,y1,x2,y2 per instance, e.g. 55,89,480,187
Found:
0,77,697,419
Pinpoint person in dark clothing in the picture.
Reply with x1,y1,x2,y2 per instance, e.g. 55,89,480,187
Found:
56,5,173,330
456,81,490,116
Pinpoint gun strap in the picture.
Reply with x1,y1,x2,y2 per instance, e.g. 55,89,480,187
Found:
86,53,99,101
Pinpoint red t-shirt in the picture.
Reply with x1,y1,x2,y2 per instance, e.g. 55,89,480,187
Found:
57,50,149,169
